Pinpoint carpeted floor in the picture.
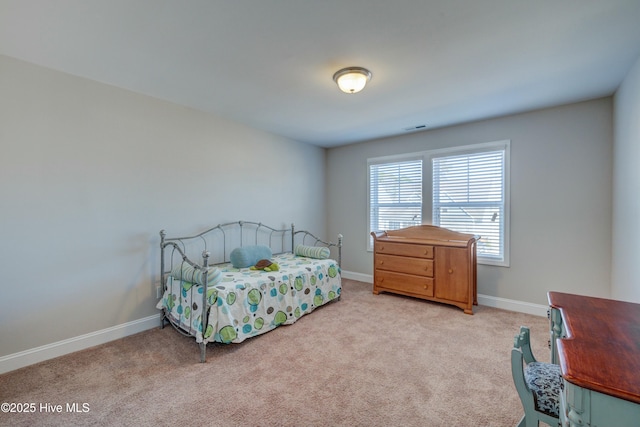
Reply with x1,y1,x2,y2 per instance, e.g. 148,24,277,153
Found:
0,279,550,427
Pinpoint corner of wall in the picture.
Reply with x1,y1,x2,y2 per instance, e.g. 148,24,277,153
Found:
611,54,640,302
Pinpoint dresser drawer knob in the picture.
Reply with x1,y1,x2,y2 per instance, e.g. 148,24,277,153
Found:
448,268,453,274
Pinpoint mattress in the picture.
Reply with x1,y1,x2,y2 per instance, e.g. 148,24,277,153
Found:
157,252,341,344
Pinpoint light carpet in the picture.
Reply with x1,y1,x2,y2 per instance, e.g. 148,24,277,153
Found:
0,279,550,427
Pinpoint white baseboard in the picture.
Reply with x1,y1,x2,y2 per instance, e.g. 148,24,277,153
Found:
0,314,161,374
1,273,548,374
477,294,548,317
341,270,548,317
341,270,373,283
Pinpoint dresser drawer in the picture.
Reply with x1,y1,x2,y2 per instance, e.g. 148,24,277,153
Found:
376,254,433,277
374,270,434,297
375,242,434,259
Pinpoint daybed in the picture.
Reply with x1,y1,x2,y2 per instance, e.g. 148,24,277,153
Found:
157,221,342,362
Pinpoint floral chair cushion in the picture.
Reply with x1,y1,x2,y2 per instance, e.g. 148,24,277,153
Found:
524,361,561,418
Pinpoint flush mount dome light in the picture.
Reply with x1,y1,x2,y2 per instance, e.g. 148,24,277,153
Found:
333,66,372,94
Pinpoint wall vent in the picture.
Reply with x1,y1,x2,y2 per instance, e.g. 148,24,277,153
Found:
403,124,427,132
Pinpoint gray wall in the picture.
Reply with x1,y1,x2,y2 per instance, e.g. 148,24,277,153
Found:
612,55,640,302
327,98,613,306
0,55,327,357
3,49,634,360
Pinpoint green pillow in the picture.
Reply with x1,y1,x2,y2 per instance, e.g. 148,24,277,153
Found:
170,263,221,286
294,244,330,259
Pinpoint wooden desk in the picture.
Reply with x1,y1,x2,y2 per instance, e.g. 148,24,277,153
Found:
548,292,640,427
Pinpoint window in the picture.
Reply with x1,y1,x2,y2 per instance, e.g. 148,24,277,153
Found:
368,158,422,248
367,140,510,266
432,144,509,266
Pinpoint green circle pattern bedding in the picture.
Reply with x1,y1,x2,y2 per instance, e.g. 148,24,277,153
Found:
158,253,341,344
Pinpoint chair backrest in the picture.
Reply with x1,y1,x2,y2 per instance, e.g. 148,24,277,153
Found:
511,327,537,413
513,326,536,364
511,326,561,426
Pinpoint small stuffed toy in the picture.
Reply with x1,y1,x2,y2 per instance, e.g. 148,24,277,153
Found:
250,259,280,272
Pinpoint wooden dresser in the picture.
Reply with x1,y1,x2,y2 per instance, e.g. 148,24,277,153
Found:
371,225,478,314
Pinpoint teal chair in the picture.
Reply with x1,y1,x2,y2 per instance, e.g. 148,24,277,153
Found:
511,326,561,427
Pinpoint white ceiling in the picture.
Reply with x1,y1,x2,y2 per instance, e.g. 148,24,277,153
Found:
2,1,640,148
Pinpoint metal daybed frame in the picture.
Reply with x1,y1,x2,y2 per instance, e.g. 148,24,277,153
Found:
159,220,342,362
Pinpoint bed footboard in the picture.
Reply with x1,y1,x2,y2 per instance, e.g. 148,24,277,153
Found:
293,225,343,267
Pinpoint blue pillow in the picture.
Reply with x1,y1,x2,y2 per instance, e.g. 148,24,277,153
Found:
229,245,272,268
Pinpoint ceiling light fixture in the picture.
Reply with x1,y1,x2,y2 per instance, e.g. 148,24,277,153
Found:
333,66,372,94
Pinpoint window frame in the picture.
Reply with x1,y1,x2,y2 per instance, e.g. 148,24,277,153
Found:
367,154,424,251
367,140,510,267
429,141,510,267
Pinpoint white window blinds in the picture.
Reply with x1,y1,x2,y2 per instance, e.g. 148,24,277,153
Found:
432,149,506,263
369,159,422,244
